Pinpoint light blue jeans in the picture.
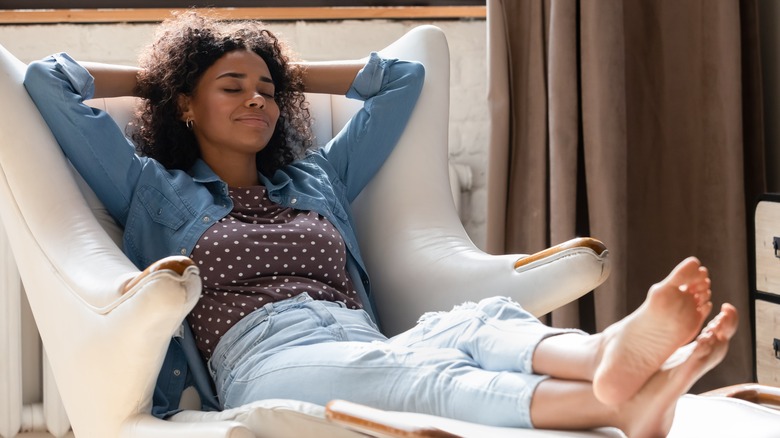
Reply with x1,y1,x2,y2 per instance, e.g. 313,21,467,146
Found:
208,293,581,428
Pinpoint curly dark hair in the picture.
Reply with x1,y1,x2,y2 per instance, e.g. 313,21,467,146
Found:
133,11,313,176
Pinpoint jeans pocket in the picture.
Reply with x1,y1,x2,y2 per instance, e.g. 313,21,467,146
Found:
327,305,386,342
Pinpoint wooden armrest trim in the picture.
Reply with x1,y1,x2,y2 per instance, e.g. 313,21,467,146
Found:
325,400,460,438
514,237,607,270
122,255,195,295
701,383,780,410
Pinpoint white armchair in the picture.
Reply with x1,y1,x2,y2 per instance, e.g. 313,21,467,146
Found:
1,24,772,438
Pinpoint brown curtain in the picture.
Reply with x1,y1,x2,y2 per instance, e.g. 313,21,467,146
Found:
487,0,764,392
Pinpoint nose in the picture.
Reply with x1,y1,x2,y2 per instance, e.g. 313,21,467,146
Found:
246,93,265,109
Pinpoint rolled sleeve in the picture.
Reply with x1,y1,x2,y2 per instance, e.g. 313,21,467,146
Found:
52,53,95,99
345,52,386,101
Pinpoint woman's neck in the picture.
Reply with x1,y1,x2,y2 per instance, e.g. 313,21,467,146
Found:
203,155,260,187
222,171,260,188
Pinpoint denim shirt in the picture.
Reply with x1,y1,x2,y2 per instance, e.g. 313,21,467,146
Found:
24,52,424,418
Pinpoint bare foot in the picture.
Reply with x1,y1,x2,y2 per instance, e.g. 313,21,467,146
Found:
620,303,738,438
593,257,714,405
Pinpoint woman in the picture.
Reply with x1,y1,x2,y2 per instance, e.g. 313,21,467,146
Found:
24,11,737,436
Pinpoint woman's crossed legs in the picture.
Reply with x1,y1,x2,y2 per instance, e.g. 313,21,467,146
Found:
215,257,737,436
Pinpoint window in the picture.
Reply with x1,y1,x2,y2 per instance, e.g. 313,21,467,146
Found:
2,1,484,9
0,1,486,23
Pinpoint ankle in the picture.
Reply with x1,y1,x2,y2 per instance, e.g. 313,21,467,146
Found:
585,332,607,381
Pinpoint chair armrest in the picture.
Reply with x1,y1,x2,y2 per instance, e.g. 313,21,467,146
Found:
325,399,626,437
514,237,607,271
510,237,610,313
123,255,197,294
33,260,202,438
372,234,610,336
326,400,459,438
1,220,201,438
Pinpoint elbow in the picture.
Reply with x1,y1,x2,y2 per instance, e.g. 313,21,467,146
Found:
408,61,425,101
414,62,425,93
397,61,425,98
23,59,54,100
414,61,426,79
408,61,426,87
24,58,51,85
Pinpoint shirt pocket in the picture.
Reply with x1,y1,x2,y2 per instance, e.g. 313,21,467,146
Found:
136,185,187,230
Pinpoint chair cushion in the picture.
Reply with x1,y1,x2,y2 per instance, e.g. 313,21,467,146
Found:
169,399,367,438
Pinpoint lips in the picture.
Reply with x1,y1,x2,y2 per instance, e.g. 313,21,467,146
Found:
235,113,271,128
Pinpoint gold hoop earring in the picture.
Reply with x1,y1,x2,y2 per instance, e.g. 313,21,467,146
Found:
186,119,193,130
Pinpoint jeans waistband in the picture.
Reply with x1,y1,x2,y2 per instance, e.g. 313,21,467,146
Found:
208,292,331,378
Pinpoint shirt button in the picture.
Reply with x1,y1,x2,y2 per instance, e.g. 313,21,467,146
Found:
290,198,297,204
180,248,187,255
173,369,181,377
202,216,211,223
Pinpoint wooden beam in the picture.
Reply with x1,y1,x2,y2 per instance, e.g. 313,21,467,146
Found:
0,6,486,24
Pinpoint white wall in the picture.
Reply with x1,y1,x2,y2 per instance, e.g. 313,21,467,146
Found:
0,18,490,248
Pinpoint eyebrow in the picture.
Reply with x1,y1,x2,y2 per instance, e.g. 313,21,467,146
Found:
216,72,274,85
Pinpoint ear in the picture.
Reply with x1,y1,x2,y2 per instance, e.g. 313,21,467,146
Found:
177,94,192,122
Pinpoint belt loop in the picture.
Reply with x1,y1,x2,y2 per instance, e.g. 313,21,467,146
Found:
207,357,216,379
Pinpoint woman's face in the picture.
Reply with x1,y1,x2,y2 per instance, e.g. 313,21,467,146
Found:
179,49,281,164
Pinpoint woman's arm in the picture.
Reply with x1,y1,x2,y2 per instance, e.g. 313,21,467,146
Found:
85,60,358,97
295,61,364,95
24,54,145,225
79,62,141,98
318,53,425,202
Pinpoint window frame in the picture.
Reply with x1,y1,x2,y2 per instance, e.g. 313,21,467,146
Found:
0,2,486,24
1,0,484,7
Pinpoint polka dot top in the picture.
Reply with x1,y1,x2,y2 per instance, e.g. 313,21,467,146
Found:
187,185,361,359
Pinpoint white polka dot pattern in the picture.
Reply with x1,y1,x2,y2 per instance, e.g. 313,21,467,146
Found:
186,185,360,358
